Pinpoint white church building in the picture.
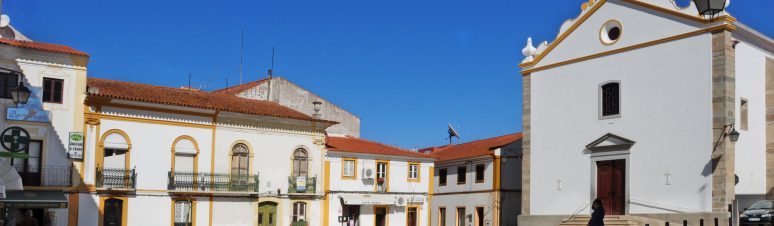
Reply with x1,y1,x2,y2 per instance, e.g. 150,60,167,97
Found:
518,0,774,225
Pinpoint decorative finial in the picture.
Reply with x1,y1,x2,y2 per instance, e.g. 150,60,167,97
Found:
522,37,537,63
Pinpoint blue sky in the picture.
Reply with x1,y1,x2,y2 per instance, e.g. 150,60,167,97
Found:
6,0,774,149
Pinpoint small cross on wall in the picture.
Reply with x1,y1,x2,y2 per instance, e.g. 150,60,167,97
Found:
556,178,563,191
665,171,673,186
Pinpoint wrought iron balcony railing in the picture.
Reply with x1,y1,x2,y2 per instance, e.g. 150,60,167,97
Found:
96,166,136,189
168,171,259,193
14,164,73,187
287,176,316,194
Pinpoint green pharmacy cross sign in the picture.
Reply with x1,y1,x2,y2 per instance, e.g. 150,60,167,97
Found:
0,126,30,158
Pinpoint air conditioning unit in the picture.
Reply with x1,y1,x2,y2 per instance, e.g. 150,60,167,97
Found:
362,167,375,179
395,197,406,207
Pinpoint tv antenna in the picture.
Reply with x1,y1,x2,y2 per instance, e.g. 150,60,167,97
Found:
239,25,244,85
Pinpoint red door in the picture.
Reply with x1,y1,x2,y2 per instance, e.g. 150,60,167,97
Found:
597,160,625,215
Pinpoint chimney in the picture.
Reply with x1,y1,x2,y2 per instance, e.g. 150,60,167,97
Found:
312,101,322,118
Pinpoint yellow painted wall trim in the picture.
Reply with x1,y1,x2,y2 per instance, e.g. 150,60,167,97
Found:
86,112,213,129
519,0,737,69
519,0,608,68
521,24,734,75
323,160,331,226
67,193,79,226
427,166,434,226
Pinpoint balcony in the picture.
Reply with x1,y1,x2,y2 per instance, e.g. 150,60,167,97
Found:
287,176,316,194
168,171,259,193
14,165,73,187
96,167,137,189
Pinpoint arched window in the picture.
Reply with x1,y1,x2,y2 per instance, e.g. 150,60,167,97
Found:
101,130,131,170
173,136,198,173
231,143,250,178
292,148,308,177
600,82,620,117
292,202,307,223
174,200,193,226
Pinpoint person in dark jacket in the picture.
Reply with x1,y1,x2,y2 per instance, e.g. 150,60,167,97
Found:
588,199,605,226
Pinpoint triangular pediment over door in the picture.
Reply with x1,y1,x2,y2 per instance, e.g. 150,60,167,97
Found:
585,133,636,154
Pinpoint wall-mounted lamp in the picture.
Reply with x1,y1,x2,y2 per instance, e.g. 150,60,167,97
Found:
0,67,31,106
692,0,728,20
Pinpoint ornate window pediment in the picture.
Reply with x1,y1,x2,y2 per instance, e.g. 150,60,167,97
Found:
585,133,635,154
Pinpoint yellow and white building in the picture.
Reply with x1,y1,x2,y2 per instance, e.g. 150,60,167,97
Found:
323,136,435,226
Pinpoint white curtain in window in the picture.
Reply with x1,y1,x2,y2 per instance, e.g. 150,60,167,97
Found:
175,201,192,223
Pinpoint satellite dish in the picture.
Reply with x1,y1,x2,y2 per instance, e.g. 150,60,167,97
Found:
0,15,10,28
447,124,460,144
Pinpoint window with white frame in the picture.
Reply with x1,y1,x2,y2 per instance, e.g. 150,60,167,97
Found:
343,159,356,178
292,202,306,223
408,163,419,181
600,82,621,118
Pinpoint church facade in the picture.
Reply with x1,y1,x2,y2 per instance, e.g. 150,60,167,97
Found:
518,0,774,225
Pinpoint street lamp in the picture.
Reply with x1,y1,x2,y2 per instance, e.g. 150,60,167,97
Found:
727,127,740,142
0,68,32,106
692,0,728,17
10,81,31,106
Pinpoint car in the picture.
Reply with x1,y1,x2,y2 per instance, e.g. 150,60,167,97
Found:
741,200,774,225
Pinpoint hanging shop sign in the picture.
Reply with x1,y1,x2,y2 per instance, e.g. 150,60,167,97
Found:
0,126,30,158
68,132,84,159
296,176,307,191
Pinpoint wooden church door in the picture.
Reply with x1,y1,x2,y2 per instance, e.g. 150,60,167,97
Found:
596,160,625,215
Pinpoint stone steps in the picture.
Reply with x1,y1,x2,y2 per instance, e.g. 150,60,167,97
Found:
559,215,697,226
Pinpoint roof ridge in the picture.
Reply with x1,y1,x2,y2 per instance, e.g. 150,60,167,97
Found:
86,77,338,124
211,78,270,94
0,37,89,56
343,135,416,153
433,132,522,152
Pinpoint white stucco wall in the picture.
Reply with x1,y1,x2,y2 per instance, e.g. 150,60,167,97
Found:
530,33,714,215
432,193,496,226
733,41,769,196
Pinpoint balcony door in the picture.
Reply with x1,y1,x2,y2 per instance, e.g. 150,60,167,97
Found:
11,140,42,186
292,148,308,178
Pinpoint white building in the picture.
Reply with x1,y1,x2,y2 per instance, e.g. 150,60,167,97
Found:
426,133,522,226
76,77,337,226
323,136,435,226
0,15,88,226
518,0,774,225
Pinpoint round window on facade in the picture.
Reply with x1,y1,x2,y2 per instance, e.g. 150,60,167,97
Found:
600,20,623,45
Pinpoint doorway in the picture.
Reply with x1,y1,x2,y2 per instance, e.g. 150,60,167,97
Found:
374,206,387,226
475,207,484,226
258,202,278,226
407,207,417,226
596,159,626,215
11,140,43,186
103,198,124,226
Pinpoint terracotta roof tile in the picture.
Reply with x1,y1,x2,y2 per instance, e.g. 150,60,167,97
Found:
430,133,522,162
87,77,336,123
0,38,88,56
326,136,434,158
211,79,269,95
